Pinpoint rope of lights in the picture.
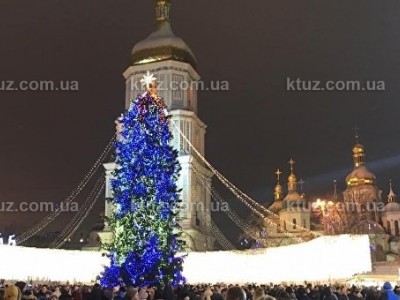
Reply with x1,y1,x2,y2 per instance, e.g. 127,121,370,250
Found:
52,183,105,249
192,164,279,246
209,219,236,250
16,135,114,244
49,176,104,248
193,164,311,245
188,189,236,250
172,122,322,238
49,176,105,248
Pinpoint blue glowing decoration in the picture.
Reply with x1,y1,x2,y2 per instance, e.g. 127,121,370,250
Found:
100,91,186,288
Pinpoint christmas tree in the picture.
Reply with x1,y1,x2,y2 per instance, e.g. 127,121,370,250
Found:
100,72,186,288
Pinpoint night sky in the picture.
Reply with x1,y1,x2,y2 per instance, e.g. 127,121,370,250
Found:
1,0,400,242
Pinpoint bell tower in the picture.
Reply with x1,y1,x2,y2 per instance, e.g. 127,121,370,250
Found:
103,0,213,251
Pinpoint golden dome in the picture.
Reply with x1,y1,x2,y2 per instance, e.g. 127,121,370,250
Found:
352,143,365,154
275,184,283,193
346,165,376,187
130,1,197,69
288,173,297,182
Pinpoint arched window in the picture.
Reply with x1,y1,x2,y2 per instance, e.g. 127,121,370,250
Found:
387,221,392,235
395,220,399,236
303,219,306,228
293,218,297,229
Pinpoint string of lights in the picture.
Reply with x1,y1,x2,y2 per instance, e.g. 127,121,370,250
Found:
54,183,105,249
49,176,105,248
193,164,283,246
52,183,105,249
209,219,236,250
172,122,321,239
16,135,115,245
193,163,311,244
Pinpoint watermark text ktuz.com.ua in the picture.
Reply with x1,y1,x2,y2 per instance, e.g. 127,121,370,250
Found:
0,201,79,212
0,80,79,92
286,77,386,91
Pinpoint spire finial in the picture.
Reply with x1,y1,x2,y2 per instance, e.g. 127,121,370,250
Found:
333,179,338,199
155,0,171,27
289,158,295,174
353,126,360,144
274,169,283,201
287,158,297,192
275,169,282,183
388,179,396,203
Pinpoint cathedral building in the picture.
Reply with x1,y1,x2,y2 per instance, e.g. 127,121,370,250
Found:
99,0,213,251
242,137,400,262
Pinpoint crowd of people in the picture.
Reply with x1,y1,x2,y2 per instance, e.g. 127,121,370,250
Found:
0,282,399,300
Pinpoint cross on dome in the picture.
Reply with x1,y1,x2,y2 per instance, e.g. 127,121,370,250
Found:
275,169,282,182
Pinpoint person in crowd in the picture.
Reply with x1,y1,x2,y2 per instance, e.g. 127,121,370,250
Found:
124,288,139,300
222,288,228,300
90,284,102,300
349,287,363,300
52,287,61,299
59,286,71,300
82,286,92,300
379,282,398,300
4,286,22,300
364,286,381,300
211,286,224,300
36,286,48,300
336,287,349,300
103,289,113,300
204,288,213,300
147,288,155,300
322,287,338,300
72,286,82,300
285,287,296,300
296,286,312,300
253,288,265,300
226,287,246,300
138,289,148,300
307,287,320,300
258,295,276,300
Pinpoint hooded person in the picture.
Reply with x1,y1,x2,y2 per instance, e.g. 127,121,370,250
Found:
4,286,22,300
380,282,398,300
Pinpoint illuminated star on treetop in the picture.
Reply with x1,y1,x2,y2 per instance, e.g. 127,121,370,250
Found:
140,71,157,90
